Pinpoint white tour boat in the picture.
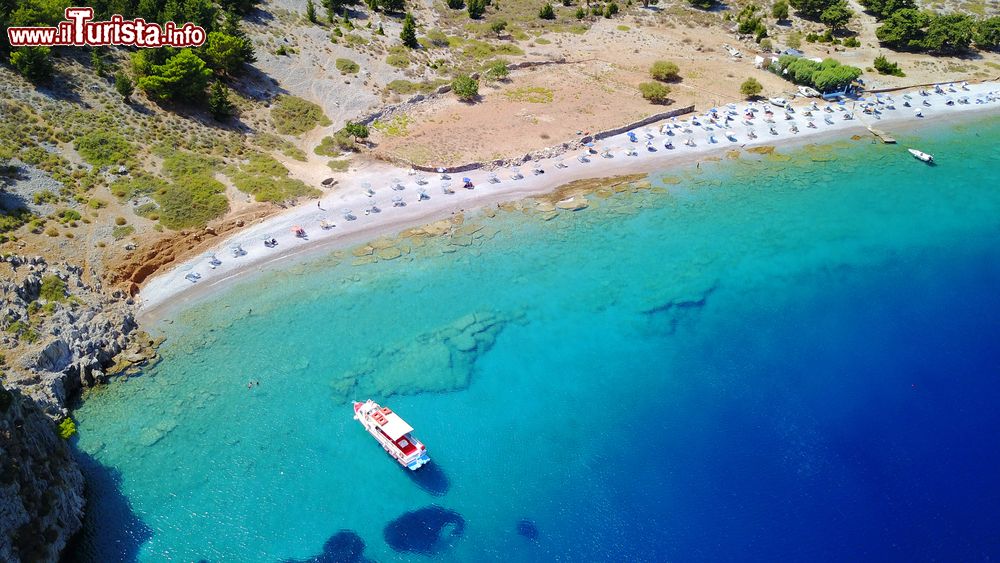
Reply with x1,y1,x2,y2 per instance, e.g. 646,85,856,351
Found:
353,400,430,470
908,148,934,163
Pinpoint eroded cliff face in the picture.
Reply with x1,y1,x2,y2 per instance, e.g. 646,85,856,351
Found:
0,383,84,563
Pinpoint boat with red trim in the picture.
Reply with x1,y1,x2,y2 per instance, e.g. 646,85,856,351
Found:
352,400,430,470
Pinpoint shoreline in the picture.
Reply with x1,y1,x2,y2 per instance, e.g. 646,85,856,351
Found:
138,82,1000,324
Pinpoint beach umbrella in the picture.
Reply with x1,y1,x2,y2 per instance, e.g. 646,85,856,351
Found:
462,177,472,183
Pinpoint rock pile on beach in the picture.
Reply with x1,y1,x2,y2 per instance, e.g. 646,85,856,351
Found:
0,383,85,563
331,311,517,399
0,254,153,417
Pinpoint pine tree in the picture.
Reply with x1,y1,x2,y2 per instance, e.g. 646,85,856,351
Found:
307,0,317,22
114,72,134,101
400,12,419,48
222,10,257,63
208,81,236,120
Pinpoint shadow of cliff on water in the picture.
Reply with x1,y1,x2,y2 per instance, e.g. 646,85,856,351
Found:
61,451,152,563
283,530,373,563
384,505,465,555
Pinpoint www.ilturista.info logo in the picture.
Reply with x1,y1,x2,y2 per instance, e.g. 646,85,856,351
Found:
7,7,206,48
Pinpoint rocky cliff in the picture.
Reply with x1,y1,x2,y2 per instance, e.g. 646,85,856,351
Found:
1,254,156,417
0,383,85,563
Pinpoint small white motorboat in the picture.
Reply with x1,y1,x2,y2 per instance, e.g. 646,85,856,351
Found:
908,148,933,163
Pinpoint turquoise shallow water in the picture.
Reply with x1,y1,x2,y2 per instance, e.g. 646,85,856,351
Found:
70,116,1000,561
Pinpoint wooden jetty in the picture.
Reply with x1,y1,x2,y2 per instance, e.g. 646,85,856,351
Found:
867,127,896,144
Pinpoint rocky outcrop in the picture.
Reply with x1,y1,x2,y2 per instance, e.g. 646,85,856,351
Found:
0,254,151,417
0,383,85,563
330,311,519,400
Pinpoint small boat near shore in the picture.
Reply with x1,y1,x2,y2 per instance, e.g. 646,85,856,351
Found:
908,148,934,163
353,400,430,470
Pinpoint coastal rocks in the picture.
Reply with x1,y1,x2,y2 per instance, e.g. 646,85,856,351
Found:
746,145,776,155
0,255,145,417
383,506,465,555
555,197,589,211
0,383,85,563
639,276,718,335
330,311,514,400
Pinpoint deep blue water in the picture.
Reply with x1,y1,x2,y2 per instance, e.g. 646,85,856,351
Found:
68,116,1000,562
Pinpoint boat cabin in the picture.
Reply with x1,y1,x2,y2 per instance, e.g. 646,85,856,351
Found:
370,407,418,455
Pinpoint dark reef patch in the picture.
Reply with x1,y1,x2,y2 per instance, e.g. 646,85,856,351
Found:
383,505,465,555
516,518,539,540
284,530,370,563
405,461,450,496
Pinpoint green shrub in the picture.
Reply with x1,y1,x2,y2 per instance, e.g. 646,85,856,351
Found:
452,75,479,101
772,0,789,20
387,53,410,68
336,58,360,74
161,150,220,179
228,153,321,203
424,29,451,47
39,275,67,302
650,60,680,82
740,77,763,98
315,135,346,156
112,225,135,240
539,3,556,19
57,418,77,440
33,191,58,205
638,82,671,103
484,60,510,81
74,131,136,168
152,175,229,230
873,54,904,76
271,95,332,135
111,174,168,201
327,159,350,171
135,202,159,217
843,36,861,47
57,209,81,223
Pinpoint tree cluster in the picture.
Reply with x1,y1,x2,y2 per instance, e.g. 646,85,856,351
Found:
775,55,862,93
735,4,768,42
875,10,995,54
788,0,853,32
